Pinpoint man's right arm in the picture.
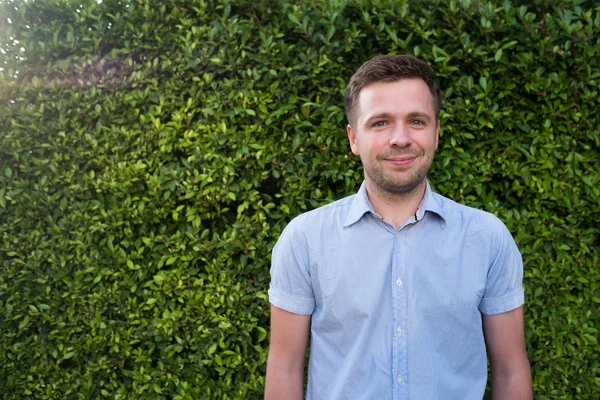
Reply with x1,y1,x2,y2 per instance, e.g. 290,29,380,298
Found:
265,305,311,400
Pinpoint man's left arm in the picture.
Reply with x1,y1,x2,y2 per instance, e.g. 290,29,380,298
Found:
482,306,533,400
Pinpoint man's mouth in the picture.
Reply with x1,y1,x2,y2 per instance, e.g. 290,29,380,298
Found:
384,155,417,166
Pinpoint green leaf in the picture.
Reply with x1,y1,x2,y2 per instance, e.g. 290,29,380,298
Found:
494,49,502,62
479,76,487,91
18,316,30,330
288,13,300,25
166,256,177,266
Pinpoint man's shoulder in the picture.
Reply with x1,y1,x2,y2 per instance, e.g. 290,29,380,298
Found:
274,193,356,251
289,193,356,230
432,191,510,237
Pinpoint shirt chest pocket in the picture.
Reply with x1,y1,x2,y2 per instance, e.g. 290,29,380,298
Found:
312,247,340,299
311,245,392,328
312,246,392,303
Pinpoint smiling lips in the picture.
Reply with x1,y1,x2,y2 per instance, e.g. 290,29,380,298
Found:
384,155,418,166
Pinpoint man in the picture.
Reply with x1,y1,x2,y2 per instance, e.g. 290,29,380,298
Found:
265,55,532,400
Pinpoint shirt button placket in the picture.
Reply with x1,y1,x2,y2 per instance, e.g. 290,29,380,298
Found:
395,228,408,399
392,228,409,399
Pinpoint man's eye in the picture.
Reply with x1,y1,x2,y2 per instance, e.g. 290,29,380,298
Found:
373,121,387,127
410,120,424,126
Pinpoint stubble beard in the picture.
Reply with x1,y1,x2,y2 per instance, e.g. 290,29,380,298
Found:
363,150,435,196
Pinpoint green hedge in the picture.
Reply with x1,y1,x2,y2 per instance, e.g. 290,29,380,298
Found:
0,0,598,398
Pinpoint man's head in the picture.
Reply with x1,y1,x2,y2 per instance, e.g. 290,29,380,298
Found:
344,55,442,128
345,55,442,196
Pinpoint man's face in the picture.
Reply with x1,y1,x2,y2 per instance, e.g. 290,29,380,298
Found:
347,78,440,196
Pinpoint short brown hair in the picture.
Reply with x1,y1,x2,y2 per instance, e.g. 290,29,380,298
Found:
344,55,442,127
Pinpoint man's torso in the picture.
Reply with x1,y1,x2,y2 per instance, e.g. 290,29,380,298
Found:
269,182,524,399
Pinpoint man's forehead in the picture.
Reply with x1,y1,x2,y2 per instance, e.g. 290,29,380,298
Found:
363,110,433,121
356,79,435,121
358,78,431,98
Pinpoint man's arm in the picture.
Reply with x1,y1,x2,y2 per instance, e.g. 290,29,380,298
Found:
265,305,311,400
482,306,533,400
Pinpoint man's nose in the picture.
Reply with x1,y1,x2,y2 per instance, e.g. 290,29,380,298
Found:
388,123,411,147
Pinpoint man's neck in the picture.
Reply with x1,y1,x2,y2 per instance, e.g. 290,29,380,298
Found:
365,179,427,230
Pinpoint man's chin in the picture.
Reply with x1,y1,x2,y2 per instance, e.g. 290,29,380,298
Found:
373,177,427,196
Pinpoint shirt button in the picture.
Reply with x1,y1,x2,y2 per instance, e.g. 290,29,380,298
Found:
395,279,403,286
396,233,401,240
397,376,403,384
396,326,403,335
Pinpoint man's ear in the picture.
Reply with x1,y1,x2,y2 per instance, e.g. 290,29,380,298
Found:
347,124,360,155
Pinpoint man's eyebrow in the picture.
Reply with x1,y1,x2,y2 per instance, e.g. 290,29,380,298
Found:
406,111,433,121
363,111,433,126
363,112,394,126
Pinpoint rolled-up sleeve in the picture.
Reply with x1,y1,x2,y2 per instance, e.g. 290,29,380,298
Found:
269,218,315,315
479,219,525,315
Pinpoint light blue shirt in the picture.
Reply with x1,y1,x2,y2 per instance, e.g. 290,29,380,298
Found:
269,181,525,400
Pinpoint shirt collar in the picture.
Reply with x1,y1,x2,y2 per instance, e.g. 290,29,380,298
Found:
416,181,447,228
343,180,447,228
343,181,374,227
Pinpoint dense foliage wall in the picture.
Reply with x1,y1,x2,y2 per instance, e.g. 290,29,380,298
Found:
0,0,598,398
